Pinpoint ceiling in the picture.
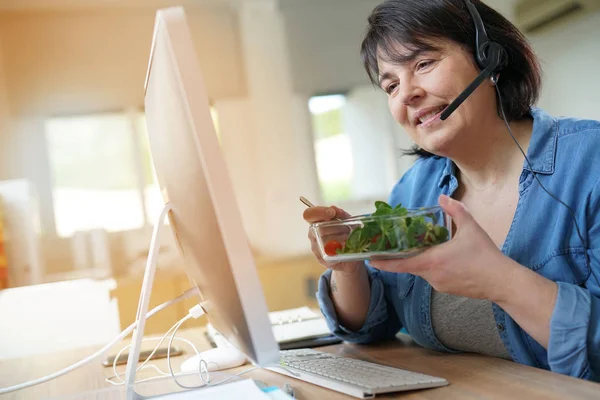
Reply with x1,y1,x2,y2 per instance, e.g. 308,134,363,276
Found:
0,0,519,16
0,0,233,12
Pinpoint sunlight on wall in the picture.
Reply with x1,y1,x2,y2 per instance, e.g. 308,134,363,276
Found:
309,94,354,203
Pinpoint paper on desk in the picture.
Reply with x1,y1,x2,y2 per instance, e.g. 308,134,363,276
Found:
268,306,320,324
273,318,331,343
154,379,272,399
269,306,331,343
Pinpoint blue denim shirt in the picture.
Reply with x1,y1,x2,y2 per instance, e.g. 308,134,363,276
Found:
317,108,600,382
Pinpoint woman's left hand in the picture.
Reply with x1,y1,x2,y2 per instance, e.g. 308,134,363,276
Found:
370,194,518,302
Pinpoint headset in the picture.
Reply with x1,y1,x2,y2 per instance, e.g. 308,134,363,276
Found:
440,0,507,121
441,0,597,287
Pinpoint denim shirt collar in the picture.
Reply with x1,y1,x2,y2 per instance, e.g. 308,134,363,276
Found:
437,107,558,188
438,158,456,188
524,107,558,175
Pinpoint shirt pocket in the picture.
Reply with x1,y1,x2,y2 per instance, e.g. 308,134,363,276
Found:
397,273,416,299
531,248,589,286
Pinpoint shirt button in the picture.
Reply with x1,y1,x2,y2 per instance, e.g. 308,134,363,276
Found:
497,324,505,332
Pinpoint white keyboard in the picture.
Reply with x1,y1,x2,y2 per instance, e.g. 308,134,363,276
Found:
267,348,448,399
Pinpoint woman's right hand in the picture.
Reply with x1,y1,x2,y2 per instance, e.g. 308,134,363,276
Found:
303,205,364,275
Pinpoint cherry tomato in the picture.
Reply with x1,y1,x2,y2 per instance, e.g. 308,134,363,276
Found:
324,240,343,256
371,234,381,243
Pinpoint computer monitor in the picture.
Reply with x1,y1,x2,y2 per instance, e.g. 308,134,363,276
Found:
143,6,280,367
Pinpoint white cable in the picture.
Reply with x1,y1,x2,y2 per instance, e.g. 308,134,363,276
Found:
0,286,200,395
107,316,203,388
137,335,200,374
106,365,170,386
111,304,263,391
106,334,200,385
116,313,300,391
166,315,260,390
167,316,199,388
113,327,178,383
107,310,295,391
108,304,206,386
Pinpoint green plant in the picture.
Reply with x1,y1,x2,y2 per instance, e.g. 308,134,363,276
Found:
332,201,449,255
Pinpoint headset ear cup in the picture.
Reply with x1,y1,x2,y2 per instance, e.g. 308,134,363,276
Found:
478,42,508,73
477,42,491,69
489,43,508,72
498,47,509,71
465,0,508,72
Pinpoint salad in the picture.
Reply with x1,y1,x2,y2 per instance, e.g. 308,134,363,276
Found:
323,201,449,257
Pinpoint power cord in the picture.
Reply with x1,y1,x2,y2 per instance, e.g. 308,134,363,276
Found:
107,305,204,386
495,83,598,287
105,335,201,385
162,312,302,390
106,304,261,391
0,286,200,395
167,313,260,390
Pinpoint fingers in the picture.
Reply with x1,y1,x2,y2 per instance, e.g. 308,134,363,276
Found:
310,238,327,266
303,206,336,224
303,205,352,223
308,224,352,269
370,259,420,275
370,247,436,275
438,194,471,227
304,203,353,269
319,225,352,238
331,205,352,219
309,231,336,268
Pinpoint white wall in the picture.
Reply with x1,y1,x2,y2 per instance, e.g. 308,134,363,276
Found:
281,0,382,95
220,0,321,257
215,93,321,257
342,86,403,202
0,7,244,117
7,119,56,234
529,11,600,121
0,34,57,232
487,0,516,21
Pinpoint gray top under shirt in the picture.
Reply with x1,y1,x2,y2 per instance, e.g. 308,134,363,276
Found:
431,289,512,360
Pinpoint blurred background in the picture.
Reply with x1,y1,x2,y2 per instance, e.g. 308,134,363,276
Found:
0,0,598,357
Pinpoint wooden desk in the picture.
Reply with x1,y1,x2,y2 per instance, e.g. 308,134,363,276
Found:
1,326,599,400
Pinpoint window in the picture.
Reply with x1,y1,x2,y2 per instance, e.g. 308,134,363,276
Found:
309,94,353,204
46,113,152,237
46,109,220,237
309,89,410,211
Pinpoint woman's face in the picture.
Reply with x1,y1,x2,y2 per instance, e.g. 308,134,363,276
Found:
378,39,497,156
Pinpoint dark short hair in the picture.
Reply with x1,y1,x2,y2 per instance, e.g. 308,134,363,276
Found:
361,0,542,158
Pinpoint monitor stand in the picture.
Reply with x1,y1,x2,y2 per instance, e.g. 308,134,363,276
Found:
123,203,174,398
122,203,246,399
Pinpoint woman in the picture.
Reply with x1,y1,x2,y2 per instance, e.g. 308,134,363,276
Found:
303,0,600,381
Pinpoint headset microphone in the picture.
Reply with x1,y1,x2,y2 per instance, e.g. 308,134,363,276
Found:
440,59,500,120
440,0,508,121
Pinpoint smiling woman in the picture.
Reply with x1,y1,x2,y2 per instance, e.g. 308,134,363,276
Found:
361,0,540,158
302,0,600,383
